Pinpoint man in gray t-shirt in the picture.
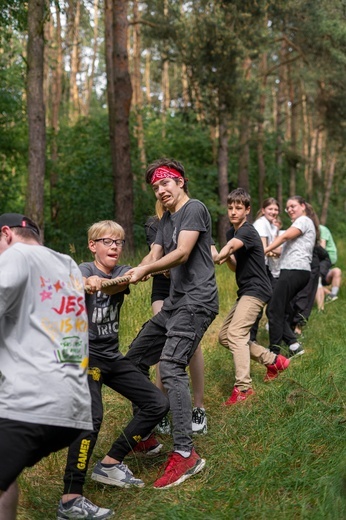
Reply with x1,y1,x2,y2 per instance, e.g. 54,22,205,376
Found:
0,213,92,519
125,158,218,490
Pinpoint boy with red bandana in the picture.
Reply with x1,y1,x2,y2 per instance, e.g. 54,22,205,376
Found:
124,158,218,489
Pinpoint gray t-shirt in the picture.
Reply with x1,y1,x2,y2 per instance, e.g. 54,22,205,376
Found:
0,243,92,430
280,216,315,271
155,199,219,313
79,262,131,360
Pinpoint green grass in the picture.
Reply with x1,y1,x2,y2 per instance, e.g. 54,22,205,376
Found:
18,249,346,519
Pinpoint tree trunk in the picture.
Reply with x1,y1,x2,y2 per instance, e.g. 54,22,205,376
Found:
287,60,297,196
26,0,46,231
132,0,146,172
69,0,81,122
112,0,134,251
237,57,252,194
50,0,63,221
320,152,336,225
217,106,230,246
275,38,287,209
84,0,99,116
257,53,267,207
144,50,151,104
104,0,117,182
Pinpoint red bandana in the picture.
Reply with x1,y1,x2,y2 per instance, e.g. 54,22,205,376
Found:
151,166,185,185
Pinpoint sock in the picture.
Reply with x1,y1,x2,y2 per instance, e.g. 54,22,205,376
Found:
331,287,339,296
175,450,191,458
289,342,300,352
101,462,120,467
62,497,80,508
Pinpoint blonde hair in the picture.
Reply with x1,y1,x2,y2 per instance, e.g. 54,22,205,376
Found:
87,220,125,242
155,200,166,220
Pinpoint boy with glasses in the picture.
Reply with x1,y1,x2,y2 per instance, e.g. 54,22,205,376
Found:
58,220,169,520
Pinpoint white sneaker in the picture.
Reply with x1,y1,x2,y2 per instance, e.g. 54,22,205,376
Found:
91,461,144,488
192,407,207,435
57,496,113,519
155,415,171,435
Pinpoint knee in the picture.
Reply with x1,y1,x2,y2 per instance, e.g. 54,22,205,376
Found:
218,330,228,348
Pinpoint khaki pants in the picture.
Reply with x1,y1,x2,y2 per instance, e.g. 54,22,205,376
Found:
219,295,276,390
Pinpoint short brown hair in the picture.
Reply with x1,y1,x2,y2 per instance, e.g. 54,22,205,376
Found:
227,188,251,209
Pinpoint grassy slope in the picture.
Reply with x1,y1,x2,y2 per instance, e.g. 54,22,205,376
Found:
18,244,346,519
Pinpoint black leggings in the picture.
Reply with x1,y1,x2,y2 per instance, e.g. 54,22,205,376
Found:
267,269,310,354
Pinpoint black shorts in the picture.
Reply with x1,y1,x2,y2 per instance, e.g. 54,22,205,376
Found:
0,418,85,491
151,274,170,304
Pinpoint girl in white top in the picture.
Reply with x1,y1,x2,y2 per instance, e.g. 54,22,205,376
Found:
264,196,318,357
250,198,280,342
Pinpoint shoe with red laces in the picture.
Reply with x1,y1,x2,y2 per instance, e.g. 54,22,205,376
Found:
264,354,290,382
222,387,255,406
153,449,205,489
133,433,163,457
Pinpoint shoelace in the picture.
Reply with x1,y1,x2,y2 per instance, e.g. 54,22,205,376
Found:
117,462,133,476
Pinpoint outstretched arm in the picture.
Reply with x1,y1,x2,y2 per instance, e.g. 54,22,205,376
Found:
265,226,301,255
125,229,200,283
214,237,244,264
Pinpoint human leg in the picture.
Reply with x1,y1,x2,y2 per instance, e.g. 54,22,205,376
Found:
100,357,169,463
325,268,342,301
267,270,310,354
225,296,266,391
189,345,207,434
0,482,19,520
62,369,104,497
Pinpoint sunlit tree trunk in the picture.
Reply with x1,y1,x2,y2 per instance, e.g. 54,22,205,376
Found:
84,0,99,116
144,49,151,104
69,0,80,122
287,60,298,196
26,0,46,231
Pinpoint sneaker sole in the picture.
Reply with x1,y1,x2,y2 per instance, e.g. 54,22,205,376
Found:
192,425,207,435
154,458,206,489
57,508,114,520
132,443,163,457
289,349,305,358
91,473,145,488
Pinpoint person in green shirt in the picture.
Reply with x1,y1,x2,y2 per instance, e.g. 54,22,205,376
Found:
315,224,342,308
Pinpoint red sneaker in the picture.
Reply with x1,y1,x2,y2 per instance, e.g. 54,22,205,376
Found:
153,449,206,489
222,387,255,406
133,433,163,457
264,354,290,382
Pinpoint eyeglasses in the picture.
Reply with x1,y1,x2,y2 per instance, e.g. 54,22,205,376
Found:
94,238,125,247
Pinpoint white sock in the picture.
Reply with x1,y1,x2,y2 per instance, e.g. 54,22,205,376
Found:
331,287,339,296
289,342,300,352
175,450,191,458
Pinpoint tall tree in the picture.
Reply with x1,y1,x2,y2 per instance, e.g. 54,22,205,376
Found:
26,0,46,229
105,0,134,251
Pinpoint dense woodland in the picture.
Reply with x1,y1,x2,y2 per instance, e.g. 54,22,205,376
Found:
1,0,346,254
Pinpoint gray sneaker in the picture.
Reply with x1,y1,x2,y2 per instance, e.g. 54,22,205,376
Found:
91,461,144,488
57,496,113,519
192,407,207,435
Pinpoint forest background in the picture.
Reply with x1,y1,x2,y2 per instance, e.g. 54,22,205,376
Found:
1,0,346,255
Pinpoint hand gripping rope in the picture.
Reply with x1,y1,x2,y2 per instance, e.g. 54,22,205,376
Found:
84,270,169,293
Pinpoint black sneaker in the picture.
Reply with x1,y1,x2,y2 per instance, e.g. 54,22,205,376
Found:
289,345,305,358
192,407,207,434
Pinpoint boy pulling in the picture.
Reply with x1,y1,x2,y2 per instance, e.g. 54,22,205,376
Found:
215,189,290,405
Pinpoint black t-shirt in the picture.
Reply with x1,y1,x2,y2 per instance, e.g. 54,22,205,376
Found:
226,222,272,303
79,262,131,360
